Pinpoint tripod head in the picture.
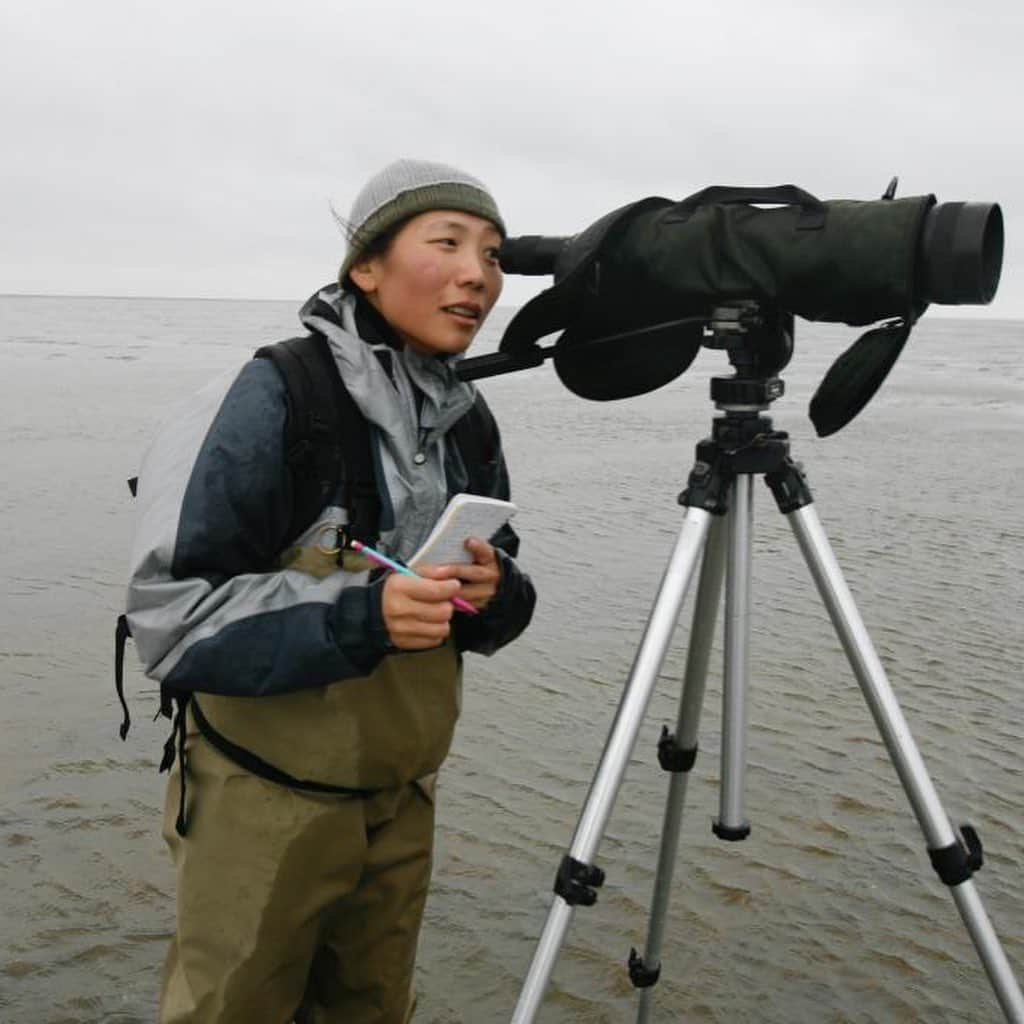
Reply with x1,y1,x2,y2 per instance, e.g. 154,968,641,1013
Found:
703,302,790,413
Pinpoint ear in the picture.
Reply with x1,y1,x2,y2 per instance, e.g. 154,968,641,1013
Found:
348,256,379,295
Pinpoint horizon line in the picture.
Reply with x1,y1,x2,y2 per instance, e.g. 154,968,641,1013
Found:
2,291,1021,322
1,290,308,304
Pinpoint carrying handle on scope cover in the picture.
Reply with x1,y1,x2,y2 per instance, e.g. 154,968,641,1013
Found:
664,183,919,437
665,185,828,229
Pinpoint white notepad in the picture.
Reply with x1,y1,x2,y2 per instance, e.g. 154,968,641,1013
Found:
409,493,517,566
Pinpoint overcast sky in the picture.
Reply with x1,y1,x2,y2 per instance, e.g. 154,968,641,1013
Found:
2,0,1021,317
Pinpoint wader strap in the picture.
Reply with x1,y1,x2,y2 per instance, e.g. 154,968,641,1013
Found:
114,614,132,740
190,698,379,799
156,695,191,836
174,700,188,836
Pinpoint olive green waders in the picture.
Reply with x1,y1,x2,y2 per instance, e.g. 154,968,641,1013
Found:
159,643,462,1023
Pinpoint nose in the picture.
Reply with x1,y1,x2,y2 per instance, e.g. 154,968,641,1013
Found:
455,249,489,290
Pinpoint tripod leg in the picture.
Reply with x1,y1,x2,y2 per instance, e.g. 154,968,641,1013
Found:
633,517,727,1023
511,507,715,1024
783,498,1024,1022
716,474,755,839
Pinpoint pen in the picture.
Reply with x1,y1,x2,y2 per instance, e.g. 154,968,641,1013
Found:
350,539,479,616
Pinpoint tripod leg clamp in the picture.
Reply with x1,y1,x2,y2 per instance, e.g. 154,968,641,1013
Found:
679,449,731,514
765,457,814,513
928,824,984,886
627,947,661,989
554,855,605,907
657,726,698,772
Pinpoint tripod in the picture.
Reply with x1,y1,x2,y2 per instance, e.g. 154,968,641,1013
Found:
510,310,1024,1023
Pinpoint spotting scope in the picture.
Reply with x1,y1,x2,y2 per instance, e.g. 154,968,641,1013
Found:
456,182,1003,435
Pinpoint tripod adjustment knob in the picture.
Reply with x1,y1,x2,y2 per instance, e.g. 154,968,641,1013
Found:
657,726,698,773
928,824,984,886
627,947,661,989
554,854,605,906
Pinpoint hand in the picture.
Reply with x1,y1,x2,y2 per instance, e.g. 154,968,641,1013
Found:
382,566,461,650
447,537,502,611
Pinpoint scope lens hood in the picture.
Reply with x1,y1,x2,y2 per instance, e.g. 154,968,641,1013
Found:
919,202,1003,305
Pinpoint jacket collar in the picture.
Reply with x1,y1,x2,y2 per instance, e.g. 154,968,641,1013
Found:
353,292,403,352
297,283,476,442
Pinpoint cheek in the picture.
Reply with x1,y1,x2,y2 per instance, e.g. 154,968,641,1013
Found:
404,256,450,294
379,258,448,321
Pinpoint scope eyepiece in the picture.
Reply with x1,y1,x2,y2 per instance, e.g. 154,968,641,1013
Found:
498,235,569,276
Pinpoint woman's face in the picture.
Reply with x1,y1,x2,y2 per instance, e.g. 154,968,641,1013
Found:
350,209,503,357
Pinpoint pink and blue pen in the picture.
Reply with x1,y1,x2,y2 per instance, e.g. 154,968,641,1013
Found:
350,539,479,616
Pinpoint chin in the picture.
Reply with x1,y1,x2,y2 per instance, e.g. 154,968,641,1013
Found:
417,333,476,357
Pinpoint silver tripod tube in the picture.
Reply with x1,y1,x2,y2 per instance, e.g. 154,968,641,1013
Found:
635,519,727,1024
718,474,755,835
511,508,714,1024
787,504,1024,1023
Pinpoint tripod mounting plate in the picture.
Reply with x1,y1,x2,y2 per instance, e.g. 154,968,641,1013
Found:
711,375,784,409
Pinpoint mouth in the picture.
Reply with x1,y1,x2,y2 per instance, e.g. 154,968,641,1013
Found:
441,303,482,325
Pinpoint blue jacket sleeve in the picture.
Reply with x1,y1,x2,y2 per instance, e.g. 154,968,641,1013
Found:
126,359,391,697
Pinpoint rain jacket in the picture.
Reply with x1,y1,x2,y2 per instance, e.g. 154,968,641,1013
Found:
125,284,535,789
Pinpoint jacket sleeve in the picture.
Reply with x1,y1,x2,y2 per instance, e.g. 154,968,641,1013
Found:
451,395,537,655
126,359,392,698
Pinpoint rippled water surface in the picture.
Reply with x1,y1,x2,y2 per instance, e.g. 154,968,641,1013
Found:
1,295,1022,1022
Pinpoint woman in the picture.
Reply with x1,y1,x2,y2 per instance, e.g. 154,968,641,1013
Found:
125,159,536,1023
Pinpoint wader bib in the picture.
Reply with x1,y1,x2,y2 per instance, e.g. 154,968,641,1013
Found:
159,643,460,1024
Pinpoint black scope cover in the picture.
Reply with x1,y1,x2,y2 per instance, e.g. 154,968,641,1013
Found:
601,194,935,327
490,187,1003,419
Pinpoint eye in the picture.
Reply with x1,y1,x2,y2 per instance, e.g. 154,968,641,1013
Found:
431,237,458,248
484,247,501,265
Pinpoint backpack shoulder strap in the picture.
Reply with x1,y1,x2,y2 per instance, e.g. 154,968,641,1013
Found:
452,391,499,494
254,334,381,545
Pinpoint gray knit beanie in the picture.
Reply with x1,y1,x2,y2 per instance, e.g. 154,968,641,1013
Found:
337,158,506,284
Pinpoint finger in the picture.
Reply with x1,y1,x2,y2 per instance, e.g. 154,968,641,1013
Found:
387,612,452,639
414,563,461,580
446,563,498,583
399,600,455,624
390,625,450,650
388,574,461,602
384,590,455,623
463,537,497,564
383,600,455,639
394,618,451,640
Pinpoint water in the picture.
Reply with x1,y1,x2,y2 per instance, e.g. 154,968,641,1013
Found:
1,295,1022,1022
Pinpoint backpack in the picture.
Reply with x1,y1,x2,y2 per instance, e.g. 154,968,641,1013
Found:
113,332,496,831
